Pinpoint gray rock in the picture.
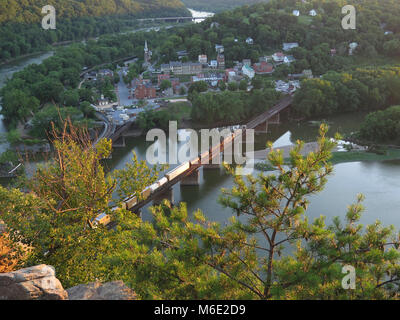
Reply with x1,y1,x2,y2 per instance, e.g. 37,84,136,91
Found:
0,265,68,300
67,281,137,300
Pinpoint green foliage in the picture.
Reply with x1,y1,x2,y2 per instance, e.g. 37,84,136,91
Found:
359,105,400,144
0,0,189,62
293,67,400,118
190,88,280,124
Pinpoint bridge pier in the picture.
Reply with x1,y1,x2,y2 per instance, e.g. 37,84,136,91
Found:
181,169,200,186
153,188,174,205
254,113,281,134
112,136,126,148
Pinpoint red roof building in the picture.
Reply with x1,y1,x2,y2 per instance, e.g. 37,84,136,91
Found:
158,73,170,86
253,61,274,74
134,80,156,99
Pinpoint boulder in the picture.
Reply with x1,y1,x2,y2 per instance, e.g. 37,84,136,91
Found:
67,281,136,300
0,264,68,300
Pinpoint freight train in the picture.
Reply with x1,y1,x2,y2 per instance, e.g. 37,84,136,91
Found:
92,127,246,227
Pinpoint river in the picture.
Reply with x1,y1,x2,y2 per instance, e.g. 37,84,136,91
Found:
105,112,400,228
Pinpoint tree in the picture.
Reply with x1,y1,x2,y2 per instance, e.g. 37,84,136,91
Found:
160,80,172,91
0,121,164,288
228,82,238,91
239,79,248,91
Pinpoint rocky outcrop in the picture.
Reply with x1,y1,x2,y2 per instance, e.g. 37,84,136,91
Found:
0,265,137,300
67,281,137,300
0,265,68,300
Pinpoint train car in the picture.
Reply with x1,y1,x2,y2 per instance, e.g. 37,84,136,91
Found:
124,194,138,210
158,177,168,188
149,182,159,192
92,212,111,227
165,162,190,181
190,156,201,166
141,186,152,199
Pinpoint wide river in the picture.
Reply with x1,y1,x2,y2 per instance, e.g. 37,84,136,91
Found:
0,20,399,230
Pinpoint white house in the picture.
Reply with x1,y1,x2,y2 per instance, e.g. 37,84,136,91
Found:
309,9,317,16
242,65,255,79
349,42,358,55
272,52,285,63
292,10,300,16
246,37,254,45
198,55,208,64
284,55,296,64
283,42,299,51
210,60,218,68
215,44,224,53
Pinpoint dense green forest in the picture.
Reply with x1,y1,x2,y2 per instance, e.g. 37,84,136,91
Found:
293,67,400,117
2,0,400,134
182,0,268,12
0,0,188,62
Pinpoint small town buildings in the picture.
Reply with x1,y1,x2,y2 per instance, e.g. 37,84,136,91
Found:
210,60,218,68
283,42,299,51
85,71,97,81
192,73,224,84
293,10,300,16
330,48,337,56
288,69,313,80
246,37,254,45
309,9,317,16
243,59,252,67
349,42,358,55
259,56,269,63
215,44,224,54
135,81,156,99
217,54,225,68
158,73,170,85
170,78,180,92
253,61,274,74
384,31,394,35
284,55,296,64
225,69,237,82
98,69,114,78
198,54,208,64
242,65,255,79
161,62,202,75
272,52,285,63
97,94,109,106
177,50,188,59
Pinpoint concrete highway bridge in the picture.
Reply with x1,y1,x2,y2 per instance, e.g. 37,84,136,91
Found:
137,16,211,23
94,95,293,224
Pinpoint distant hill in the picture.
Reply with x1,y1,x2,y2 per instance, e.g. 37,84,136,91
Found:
181,0,269,13
0,0,188,24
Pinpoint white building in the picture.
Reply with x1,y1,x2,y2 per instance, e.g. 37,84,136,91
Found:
210,60,218,68
215,44,224,53
242,65,255,79
309,9,317,16
246,37,254,45
293,10,300,16
198,55,208,64
349,42,358,55
284,55,296,64
283,42,299,51
272,52,285,63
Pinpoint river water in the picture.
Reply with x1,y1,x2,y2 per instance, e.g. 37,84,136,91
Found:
0,20,399,230
105,113,400,228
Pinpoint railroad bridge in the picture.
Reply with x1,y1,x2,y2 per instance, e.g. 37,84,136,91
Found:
95,96,293,225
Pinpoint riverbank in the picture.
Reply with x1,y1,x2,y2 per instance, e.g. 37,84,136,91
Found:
254,148,400,172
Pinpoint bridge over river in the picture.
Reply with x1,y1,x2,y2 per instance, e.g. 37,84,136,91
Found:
94,95,293,225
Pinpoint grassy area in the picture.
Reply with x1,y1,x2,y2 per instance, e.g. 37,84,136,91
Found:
166,101,192,121
330,149,400,164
